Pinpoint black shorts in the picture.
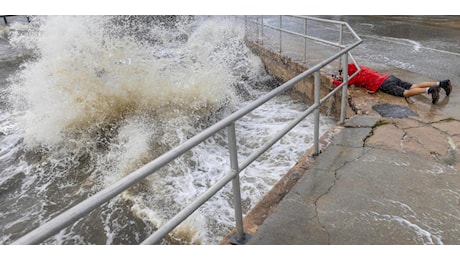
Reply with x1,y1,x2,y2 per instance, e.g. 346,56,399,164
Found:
378,75,413,97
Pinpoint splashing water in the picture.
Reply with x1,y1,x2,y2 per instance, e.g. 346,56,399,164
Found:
0,16,335,244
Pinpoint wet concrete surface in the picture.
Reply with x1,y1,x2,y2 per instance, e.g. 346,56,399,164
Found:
224,16,460,245
247,113,460,244
320,15,460,121
266,15,460,119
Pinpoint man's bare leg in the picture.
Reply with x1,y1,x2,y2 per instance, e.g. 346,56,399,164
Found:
403,83,437,97
403,82,440,104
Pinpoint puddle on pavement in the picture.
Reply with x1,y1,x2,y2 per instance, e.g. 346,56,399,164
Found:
372,103,419,118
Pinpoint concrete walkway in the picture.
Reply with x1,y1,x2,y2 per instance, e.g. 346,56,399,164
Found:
246,89,460,244
221,16,460,245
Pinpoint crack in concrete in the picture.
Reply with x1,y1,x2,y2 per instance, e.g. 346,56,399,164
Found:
312,119,396,243
313,145,369,244
392,117,458,166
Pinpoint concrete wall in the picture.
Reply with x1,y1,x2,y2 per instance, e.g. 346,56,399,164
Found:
245,39,351,120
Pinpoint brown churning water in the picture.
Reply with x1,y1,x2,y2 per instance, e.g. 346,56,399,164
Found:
0,16,335,244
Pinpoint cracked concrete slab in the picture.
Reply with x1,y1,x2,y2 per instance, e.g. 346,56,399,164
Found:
228,88,460,245
317,147,459,245
246,112,460,244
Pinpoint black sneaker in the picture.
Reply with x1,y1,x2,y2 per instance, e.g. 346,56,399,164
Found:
440,80,452,96
428,86,440,104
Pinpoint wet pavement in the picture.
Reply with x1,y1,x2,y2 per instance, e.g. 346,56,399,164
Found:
232,16,460,245
247,112,460,244
321,15,460,121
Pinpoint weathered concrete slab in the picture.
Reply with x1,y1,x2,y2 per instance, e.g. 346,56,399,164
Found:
247,114,460,245
343,115,379,128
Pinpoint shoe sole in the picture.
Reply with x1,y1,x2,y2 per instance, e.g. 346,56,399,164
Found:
432,88,440,104
446,81,452,96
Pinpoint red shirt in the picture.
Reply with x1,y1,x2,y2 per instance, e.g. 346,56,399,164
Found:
332,64,390,92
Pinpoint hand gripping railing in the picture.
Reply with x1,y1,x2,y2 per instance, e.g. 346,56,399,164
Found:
11,16,362,245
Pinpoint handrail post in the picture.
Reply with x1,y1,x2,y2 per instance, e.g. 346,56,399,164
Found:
338,23,344,68
340,53,349,124
243,16,247,40
261,16,264,45
313,71,321,156
304,18,308,63
339,23,344,46
256,16,259,43
279,15,282,54
227,122,249,244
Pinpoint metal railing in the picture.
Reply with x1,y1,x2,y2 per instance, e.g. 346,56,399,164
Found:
12,15,362,245
1,15,30,25
243,15,362,123
244,16,357,62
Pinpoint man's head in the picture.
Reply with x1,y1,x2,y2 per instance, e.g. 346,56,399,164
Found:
332,74,343,81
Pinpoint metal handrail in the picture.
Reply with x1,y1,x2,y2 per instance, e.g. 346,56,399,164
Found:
1,15,30,25
11,15,362,245
243,15,362,64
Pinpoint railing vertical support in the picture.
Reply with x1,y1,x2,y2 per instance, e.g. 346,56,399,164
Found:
279,16,282,54
303,19,308,63
243,15,248,41
339,24,344,46
256,16,260,43
340,53,349,124
313,71,321,156
261,16,264,45
227,122,249,245
338,24,344,68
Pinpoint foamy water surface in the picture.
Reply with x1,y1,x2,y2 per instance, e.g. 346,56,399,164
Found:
0,16,335,244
